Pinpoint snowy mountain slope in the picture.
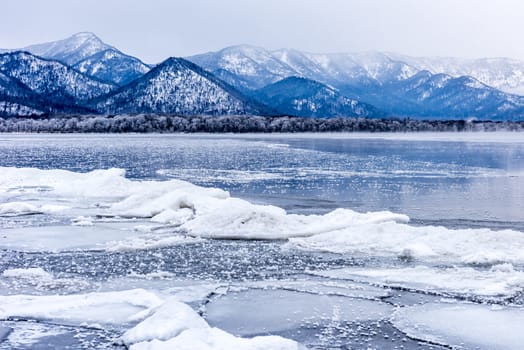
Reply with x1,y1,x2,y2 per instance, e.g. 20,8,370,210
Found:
0,72,44,116
255,77,383,118
189,45,298,90
386,54,524,95
346,71,524,120
0,51,116,105
1,32,114,66
187,46,419,90
189,45,524,119
189,46,524,97
0,71,33,98
92,57,273,115
0,71,94,116
73,49,151,86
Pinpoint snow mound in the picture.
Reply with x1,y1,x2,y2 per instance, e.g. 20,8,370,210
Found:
122,298,208,344
122,297,302,350
130,327,302,350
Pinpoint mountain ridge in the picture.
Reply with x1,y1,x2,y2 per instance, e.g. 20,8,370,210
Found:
91,57,274,116
254,76,383,118
2,33,524,119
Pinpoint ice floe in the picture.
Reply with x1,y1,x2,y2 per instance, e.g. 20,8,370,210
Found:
204,288,393,336
312,265,524,299
0,289,163,327
391,302,524,350
288,221,524,264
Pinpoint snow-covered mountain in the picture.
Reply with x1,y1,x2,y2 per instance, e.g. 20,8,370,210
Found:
188,46,419,90
0,51,115,105
2,33,524,120
1,32,113,66
189,45,298,91
0,69,95,116
386,54,524,96
255,77,383,118
0,32,150,86
188,46,524,97
93,57,272,115
0,72,45,116
73,49,151,86
188,45,524,119
344,70,524,120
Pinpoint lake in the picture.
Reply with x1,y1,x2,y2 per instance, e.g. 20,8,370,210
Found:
0,133,523,349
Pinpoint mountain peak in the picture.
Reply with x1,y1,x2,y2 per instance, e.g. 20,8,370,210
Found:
71,31,99,39
93,55,270,116
72,48,151,86
4,32,114,66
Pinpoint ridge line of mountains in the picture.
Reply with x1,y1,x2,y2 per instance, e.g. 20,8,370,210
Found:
2,32,524,120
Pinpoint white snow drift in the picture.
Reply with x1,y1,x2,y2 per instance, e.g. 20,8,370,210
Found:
1,167,524,265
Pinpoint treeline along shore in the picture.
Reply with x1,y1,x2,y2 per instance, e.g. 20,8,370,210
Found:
1,115,524,133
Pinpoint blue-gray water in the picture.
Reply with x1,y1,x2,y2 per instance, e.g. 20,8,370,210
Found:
1,133,523,229
1,132,524,350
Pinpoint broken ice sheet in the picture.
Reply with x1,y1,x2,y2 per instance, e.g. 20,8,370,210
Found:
204,288,393,337
391,302,524,350
311,264,524,300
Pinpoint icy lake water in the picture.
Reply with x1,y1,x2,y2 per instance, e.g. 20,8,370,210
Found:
0,132,524,349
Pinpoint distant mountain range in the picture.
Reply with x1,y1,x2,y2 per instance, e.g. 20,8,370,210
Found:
254,77,382,118
1,32,524,120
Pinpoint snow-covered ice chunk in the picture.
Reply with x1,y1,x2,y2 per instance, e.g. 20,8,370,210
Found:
2,167,524,265
181,204,408,240
289,221,524,264
0,202,41,216
2,267,52,280
122,298,208,344
122,297,302,350
205,288,393,336
129,327,303,350
391,302,524,349
0,224,142,252
104,234,201,252
0,289,163,327
0,202,69,216
312,265,524,298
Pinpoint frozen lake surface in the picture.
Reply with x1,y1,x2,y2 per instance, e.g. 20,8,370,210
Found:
0,132,523,349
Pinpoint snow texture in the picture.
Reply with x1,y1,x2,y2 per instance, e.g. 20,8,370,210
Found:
2,166,524,266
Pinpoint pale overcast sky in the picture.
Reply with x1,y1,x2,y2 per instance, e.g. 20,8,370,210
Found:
1,0,523,63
